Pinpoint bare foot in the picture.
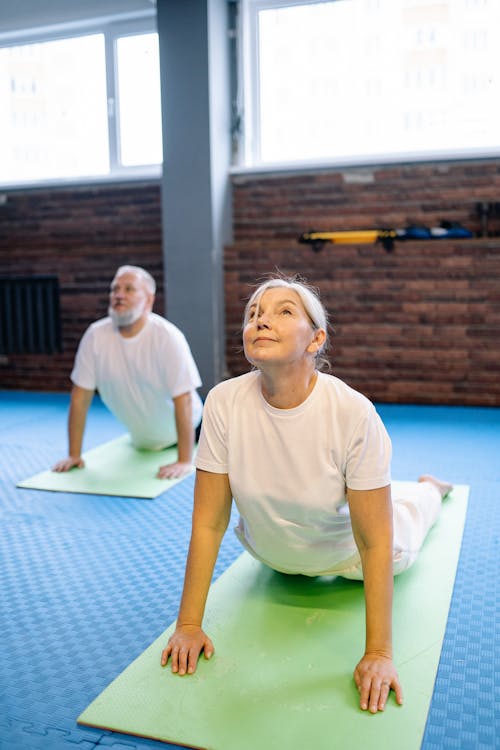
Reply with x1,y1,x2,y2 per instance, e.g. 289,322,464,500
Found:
418,474,454,499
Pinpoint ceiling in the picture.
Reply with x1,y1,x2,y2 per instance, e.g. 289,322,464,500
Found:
0,0,156,34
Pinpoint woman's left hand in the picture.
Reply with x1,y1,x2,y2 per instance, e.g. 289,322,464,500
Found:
353,653,403,713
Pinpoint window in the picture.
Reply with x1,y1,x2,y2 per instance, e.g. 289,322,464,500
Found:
0,16,162,187
239,0,500,169
116,33,163,167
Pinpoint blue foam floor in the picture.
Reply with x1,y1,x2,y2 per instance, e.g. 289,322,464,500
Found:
1,392,499,749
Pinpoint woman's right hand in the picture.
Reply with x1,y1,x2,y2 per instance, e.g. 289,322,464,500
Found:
161,624,214,675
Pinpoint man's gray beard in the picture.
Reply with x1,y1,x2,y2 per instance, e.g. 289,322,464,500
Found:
108,302,145,328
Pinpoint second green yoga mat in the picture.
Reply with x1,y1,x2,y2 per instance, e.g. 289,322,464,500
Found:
17,435,191,499
78,482,469,749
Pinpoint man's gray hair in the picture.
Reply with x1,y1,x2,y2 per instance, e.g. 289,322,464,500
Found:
114,265,156,294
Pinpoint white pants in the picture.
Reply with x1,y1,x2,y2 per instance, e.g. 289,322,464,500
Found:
338,480,442,580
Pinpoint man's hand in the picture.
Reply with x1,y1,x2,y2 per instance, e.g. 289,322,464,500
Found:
161,624,214,674
52,456,85,472
354,653,403,713
157,461,193,479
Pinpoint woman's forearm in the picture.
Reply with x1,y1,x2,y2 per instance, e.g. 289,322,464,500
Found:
176,470,232,627
359,545,394,656
177,525,226,627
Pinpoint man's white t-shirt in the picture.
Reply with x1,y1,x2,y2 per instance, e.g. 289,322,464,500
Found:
195,370,391,576
71,313,203,450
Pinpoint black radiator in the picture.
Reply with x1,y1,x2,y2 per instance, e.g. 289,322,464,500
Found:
0,275,62,355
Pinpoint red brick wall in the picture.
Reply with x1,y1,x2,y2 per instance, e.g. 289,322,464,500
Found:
2,162,500,405
225,160,500,405
0,181,163,391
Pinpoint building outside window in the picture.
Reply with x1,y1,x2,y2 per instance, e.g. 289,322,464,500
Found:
0,17,162,187
239,0,500,168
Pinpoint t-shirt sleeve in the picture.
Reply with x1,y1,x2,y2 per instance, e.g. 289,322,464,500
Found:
195,387,228,474
70,327,97,391
162,326,202,398
345,405,392,490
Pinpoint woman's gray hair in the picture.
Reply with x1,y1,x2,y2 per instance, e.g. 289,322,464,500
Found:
243,273,331,371
114,265,156,295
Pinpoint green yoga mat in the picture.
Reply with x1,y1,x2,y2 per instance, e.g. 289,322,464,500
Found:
78,482,469,749
17,435,192,499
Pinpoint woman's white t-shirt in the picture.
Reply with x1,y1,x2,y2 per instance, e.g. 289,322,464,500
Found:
195,371,391,576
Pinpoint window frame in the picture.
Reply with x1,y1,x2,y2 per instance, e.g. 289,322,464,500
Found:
236,0,500,174
0,11,162,190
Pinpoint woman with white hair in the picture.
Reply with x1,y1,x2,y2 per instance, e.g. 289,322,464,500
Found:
161,274,451,714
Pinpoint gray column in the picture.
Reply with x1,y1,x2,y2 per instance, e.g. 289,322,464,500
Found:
157,0,233,397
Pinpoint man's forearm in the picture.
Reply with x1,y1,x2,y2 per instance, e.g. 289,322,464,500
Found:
174,393,194,463
176,425,194,463
67,389,93,457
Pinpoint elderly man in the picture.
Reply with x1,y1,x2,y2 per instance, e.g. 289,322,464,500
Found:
53,265,203,479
